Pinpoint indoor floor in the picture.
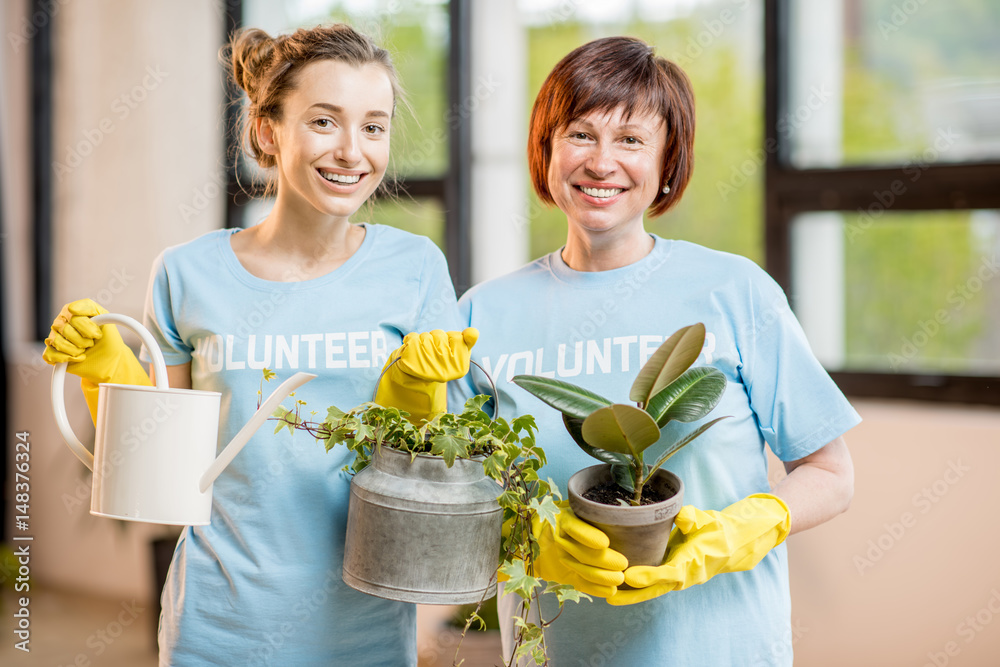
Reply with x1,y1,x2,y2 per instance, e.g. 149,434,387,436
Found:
0,587,504,666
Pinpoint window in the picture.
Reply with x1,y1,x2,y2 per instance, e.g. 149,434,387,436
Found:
520,0,765,265
227,0,471,289
765,0,1000,404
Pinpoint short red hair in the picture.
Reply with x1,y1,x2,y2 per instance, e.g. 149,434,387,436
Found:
528,37,696,217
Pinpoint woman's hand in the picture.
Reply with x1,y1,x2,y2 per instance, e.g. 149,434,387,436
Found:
374,328,479,423
43,298,152,422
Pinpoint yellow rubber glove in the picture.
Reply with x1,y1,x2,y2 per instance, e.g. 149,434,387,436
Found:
42,298,152,423
607,493,790,606
531,501,628,599
374,328,479,423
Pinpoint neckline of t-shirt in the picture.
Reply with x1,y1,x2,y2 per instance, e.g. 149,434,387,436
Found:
217,223,377,291
545,235,673,288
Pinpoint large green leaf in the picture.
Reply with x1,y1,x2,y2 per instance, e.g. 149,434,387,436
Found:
511,375,612,420
648,416,730,472
629,323,706,405
581,404,661,459
563,414,630,466
646,366,727,427
429,434,470,467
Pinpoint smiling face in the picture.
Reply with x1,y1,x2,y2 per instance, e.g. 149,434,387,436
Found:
259,59,394,224
547,106,667,238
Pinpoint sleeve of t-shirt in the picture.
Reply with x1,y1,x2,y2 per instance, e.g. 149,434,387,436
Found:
738,267,861,462
139,250,193,367
412,240,462,333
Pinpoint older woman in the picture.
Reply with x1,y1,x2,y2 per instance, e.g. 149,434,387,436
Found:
458,37,857,665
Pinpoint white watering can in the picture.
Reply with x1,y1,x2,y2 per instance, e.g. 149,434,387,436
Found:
51,313,315,525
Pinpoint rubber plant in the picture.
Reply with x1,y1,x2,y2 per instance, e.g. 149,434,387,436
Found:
511,323,729,506
262,370,586,666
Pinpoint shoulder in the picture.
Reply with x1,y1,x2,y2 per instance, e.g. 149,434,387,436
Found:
366,223,438,252
667,239,783,297
159,229,235,267
365,223,445,267
460,255,554,305
669,239,767,279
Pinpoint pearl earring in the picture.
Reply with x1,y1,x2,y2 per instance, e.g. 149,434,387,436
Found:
662,184,671,194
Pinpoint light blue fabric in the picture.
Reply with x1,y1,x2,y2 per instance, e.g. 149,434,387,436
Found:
141,224,461,667
454,236,861,667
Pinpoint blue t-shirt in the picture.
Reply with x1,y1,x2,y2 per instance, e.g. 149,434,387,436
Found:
141,224,461,666
455,236,860,667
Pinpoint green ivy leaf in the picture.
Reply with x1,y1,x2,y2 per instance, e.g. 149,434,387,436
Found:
544,582,592,605
511,619,545,663
482,451,506,481
529,495,561,530
496,488,522,513
499,560,541,601
429,434,471,467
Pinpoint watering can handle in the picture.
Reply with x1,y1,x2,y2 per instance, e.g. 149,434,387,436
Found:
50,313,171,471
372,357,500,420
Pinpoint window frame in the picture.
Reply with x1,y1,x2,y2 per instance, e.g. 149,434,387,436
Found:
223,0,473,293
763,0,1000,406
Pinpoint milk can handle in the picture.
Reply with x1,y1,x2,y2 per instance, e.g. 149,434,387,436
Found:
372,357,500,420
51,313,170,470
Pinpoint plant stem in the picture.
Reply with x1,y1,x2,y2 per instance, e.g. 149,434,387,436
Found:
631,464,643,506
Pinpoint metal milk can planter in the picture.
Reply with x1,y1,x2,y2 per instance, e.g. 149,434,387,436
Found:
342,445,501,604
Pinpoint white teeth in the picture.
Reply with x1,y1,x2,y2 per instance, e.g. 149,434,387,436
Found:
320,171,361,184
580,186,623,198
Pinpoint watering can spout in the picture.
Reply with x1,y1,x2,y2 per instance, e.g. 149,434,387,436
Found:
198,372,316,493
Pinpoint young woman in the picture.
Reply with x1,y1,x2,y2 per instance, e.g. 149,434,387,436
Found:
44,24,473,666
457,37,858,665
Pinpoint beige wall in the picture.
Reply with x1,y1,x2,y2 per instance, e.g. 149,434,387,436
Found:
3,0,223,600
789,399,1000,666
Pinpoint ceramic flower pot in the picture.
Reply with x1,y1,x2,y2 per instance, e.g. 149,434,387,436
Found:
567,464,684,568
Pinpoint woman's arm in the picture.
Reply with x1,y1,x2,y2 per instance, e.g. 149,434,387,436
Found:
772,436,854,535
150,361,192,390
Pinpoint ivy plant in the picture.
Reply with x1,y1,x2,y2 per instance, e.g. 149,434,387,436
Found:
261,371,586,666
